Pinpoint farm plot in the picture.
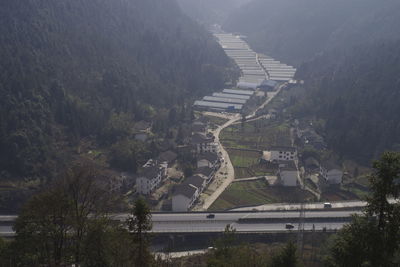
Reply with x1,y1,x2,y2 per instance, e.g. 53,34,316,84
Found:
209,180,316,211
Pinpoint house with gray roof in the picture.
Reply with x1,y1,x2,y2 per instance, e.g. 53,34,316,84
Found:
172,184,198,212
320,162,343,185
136,160,167,195
191,133,218,154
194,167,215,184
157,150,177,166
197,152,219,169
278,161,299,187
184,175,207,192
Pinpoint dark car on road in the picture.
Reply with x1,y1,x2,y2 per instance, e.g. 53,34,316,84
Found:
285,223,295,229
206,214,215,219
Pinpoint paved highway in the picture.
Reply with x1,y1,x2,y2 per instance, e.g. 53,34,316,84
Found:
0,210,359,236
115,210,358,233
154,210,358,221
232,199,397,211
232,200,367,211
151,222,345,233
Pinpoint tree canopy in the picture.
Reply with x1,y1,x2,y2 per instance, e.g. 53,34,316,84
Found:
0,0,238,185
325,152,400,266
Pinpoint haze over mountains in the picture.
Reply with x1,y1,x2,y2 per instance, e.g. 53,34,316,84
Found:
294,41,400,163
177,0,250,25
1,2,400,265
224,0,400,65
1,0,399,206
178,0,400,164
0,0,237,185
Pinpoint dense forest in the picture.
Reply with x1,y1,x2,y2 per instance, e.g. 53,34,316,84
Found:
224,0,400,65
293,41,400,163
0,0,238,186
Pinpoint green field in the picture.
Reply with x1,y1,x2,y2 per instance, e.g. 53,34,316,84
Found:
225,149,275,179
222,120,291,178
221,120,291,150
209,180,316,211
342,183,370,199
227,149,261,167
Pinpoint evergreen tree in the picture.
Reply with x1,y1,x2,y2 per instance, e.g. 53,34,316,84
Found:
127,198,153,267
326,152,400,266
270,242,300,267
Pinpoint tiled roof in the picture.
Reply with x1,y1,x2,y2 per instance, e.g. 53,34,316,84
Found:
173,184,197,198
138,166,161,180
279,161,297,171
183,175,204,189
158,151,177,163
195,167,214,177
198,152,218,163
191,133,213,144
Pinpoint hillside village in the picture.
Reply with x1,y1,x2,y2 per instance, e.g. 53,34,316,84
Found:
108,29,374,213
116,32,365,212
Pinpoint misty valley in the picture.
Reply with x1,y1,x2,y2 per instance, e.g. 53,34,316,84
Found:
0,0,400,266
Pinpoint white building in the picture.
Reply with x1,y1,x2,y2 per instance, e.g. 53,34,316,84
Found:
191,133,219,154
320,164,343,184
136,161,167,195
237,81,259,90
279,163,299,187
262,146,297,162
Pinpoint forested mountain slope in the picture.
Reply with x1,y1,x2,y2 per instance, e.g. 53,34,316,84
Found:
224,0,400,163
224,0,400,65
293,41,400,163
0,0,237,182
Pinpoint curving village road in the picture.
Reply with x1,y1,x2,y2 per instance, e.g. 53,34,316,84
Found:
198,82,286,210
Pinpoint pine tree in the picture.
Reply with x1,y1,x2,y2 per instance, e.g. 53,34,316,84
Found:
127,198,153,267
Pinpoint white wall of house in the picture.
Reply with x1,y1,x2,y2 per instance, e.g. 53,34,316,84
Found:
136,177,151,195
172,194,196,212
327,169,343,184
197,159,212,168
270,150,297,161
280,170,298,186
205,175,213,184
196,142,218,154
136,173,162,195
160,163,168,176
194,182,206,194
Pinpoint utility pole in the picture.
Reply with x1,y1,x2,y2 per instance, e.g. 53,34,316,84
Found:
297,201,305,258
297,163,305,259
311,223,316,267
